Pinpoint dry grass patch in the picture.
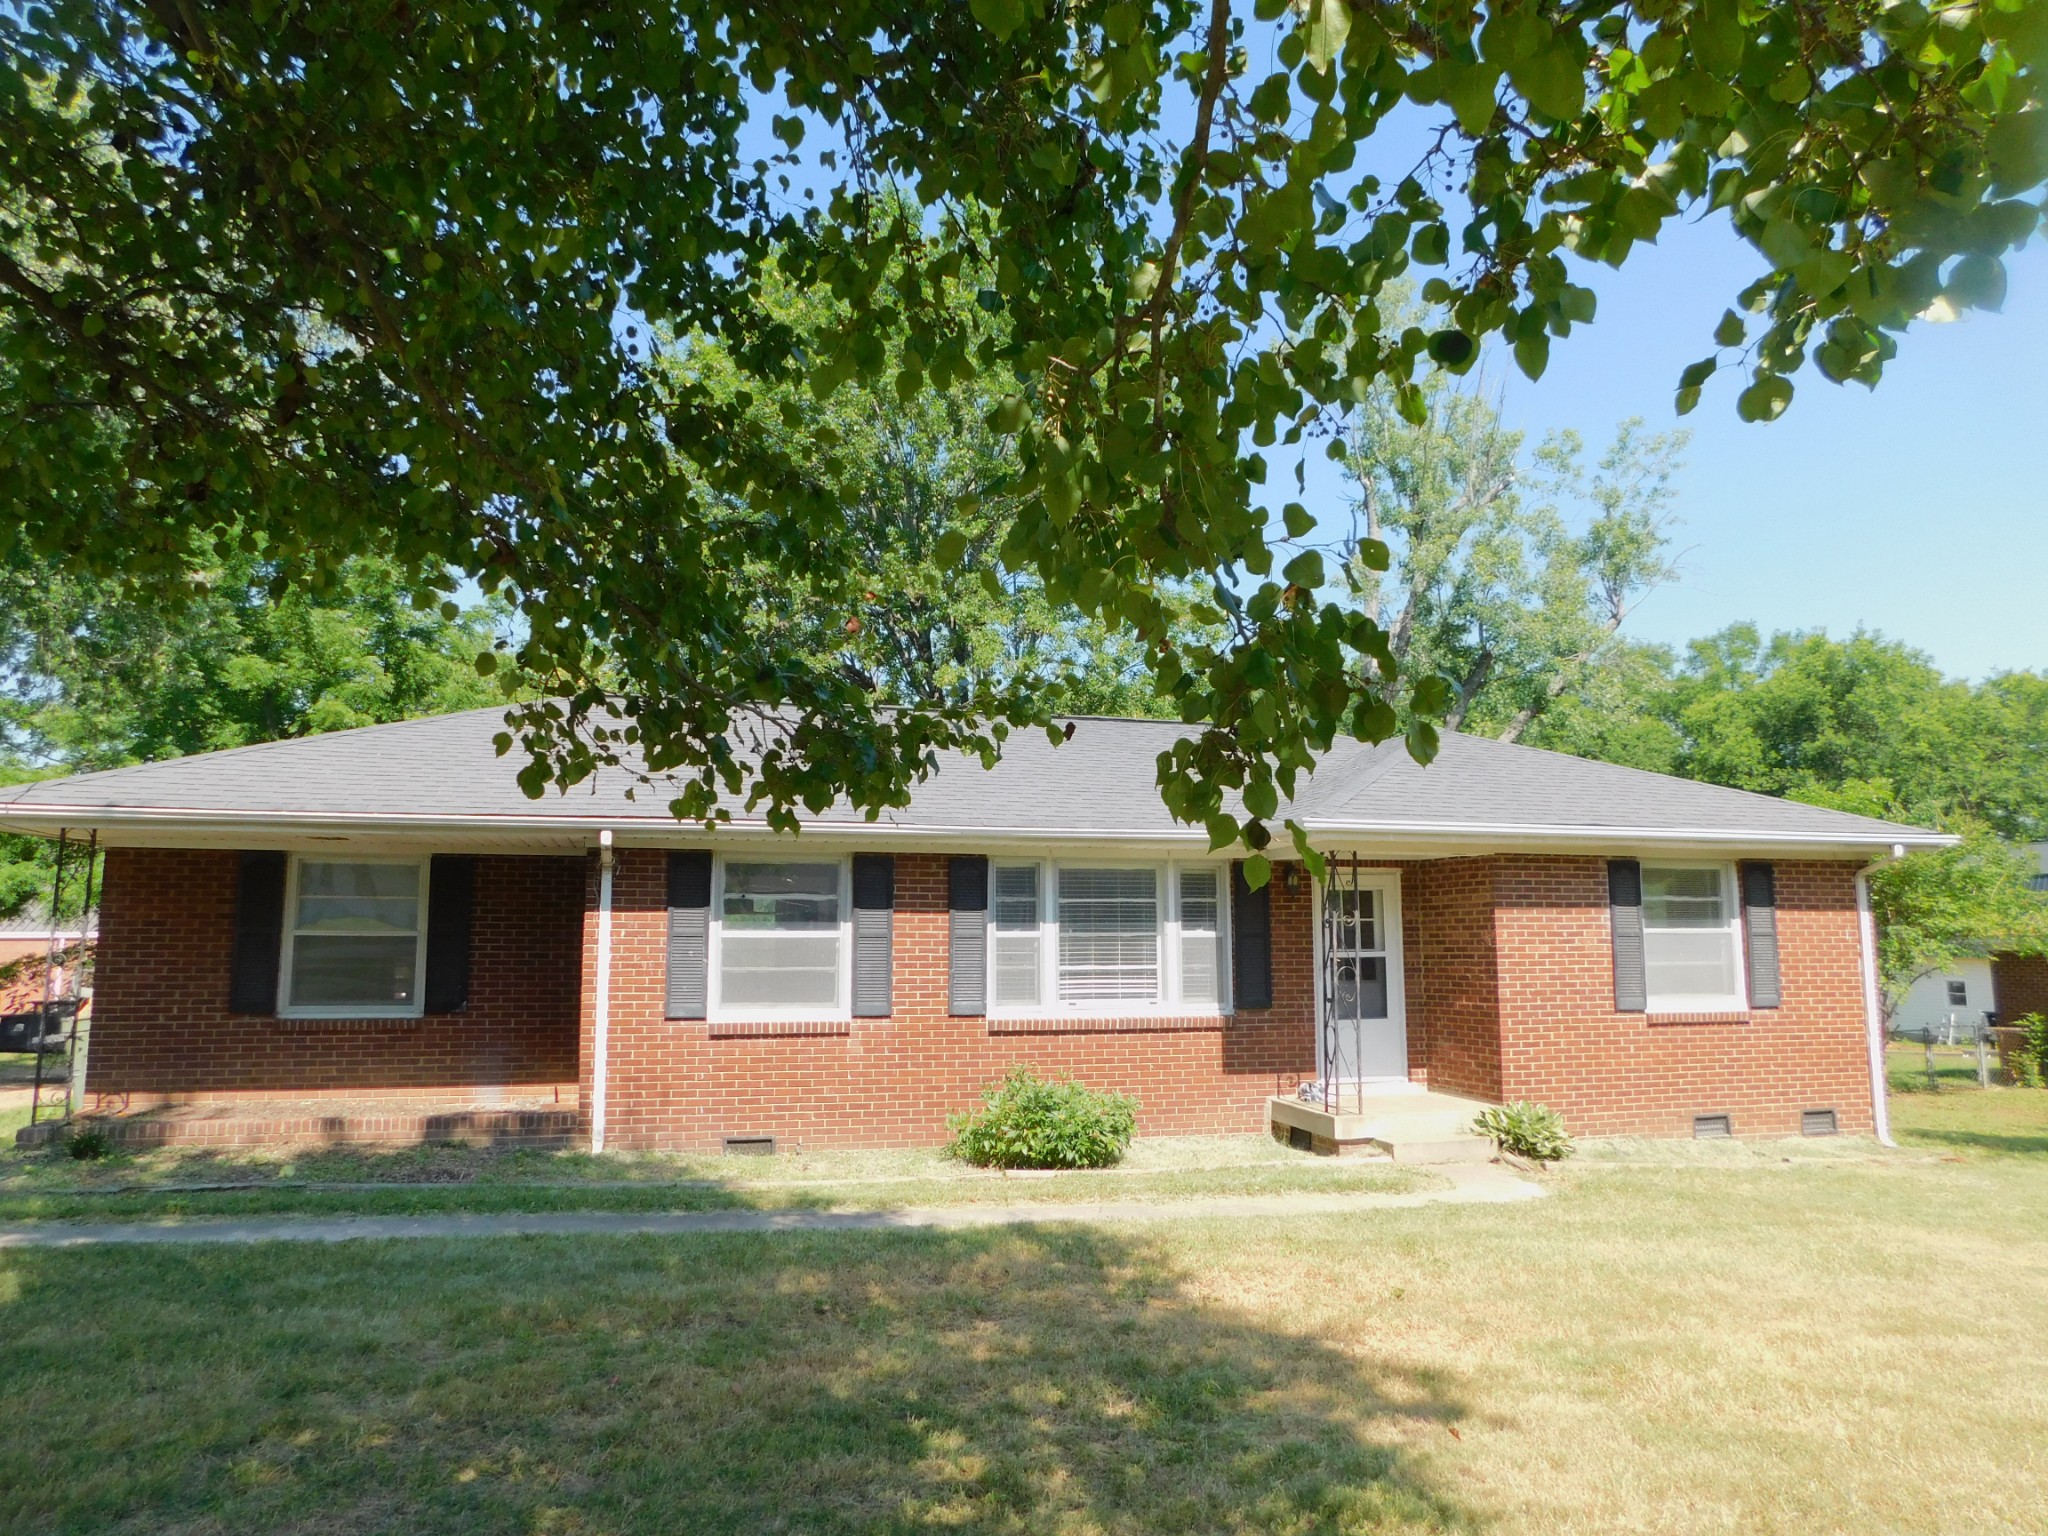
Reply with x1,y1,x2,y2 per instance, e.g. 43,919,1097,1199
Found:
0,1111,2044,1533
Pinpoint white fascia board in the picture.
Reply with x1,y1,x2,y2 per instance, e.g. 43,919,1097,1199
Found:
1305,818,1957,855
0,799,1955,859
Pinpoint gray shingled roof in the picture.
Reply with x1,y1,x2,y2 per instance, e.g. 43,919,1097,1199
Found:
0,705,1946,853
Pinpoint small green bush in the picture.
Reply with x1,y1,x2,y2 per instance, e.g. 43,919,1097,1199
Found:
64,1127,111,1161
2012,1014,2048,1088
1473,1101,1574,1164
947,1068,1137,1169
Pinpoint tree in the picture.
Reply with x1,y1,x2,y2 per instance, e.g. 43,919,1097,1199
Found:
1863,829,2048,1021
0,552,514,770
1530,625,2048,841
1341,357,1681,736
0,552,516,916
659,259,1217,740
3,1,2042,869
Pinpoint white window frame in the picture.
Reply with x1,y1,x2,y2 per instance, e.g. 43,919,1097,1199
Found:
1640,860,1750,1015
707,855,853,1022
985,857,1232,1019
277,854,432,1020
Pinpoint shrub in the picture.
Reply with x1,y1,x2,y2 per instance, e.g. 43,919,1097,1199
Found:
1473,1101,1574,1164
947,1068,1137,1170
2012,1014,2048,1088
64,1127,111,1161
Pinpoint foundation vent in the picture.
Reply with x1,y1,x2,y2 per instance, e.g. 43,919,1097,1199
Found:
723,1136,777,1157
1801,1109,1838,1137
1693,1114,1733,1140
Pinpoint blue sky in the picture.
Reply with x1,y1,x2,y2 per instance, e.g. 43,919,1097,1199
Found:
734,85,2045,683
1407,225,2047,682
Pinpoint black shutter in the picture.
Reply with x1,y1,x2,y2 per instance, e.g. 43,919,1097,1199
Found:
852,853,895,1018
948,855,988,1017
1741,861,1782,1009
666,850,712,1020
423,855,476,1014
1230,861,1272,1011
229,851,288,1014
1609,858,1647,1013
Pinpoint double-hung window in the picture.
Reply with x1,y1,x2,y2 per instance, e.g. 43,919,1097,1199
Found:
280,857,429,1017
989,861,1228,1015
713,860,847,1016
1640,863,1747,1013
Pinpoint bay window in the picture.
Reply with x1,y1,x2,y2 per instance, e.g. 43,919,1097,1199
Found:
1641,863,1747,1012
714,860,847,1014
280,857,428,1017
988,860,1229,1015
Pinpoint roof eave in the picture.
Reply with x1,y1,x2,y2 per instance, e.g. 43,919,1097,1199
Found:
0,800,1956,859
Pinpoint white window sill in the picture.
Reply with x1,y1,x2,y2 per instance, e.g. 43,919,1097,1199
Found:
276,1008,425,1022
1644,1002,1752,1022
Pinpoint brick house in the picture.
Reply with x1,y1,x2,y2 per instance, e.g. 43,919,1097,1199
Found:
0,709,1949,1150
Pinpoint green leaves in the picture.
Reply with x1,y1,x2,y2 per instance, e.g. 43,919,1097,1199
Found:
1300,0,1351,74
1736,374,1794,423
969,0,1034,42
2,0,2040,847
1426,329,1476,368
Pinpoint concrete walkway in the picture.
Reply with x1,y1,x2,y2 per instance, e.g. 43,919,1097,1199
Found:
0,1163,1545,1249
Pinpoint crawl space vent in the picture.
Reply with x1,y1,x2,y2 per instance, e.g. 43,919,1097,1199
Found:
1692,1114,1733,1140
1288,1125,1314,1153
1801,1108,1839,1137
722,1136,777,1157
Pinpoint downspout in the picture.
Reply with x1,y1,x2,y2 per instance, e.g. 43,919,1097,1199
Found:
591,829,615,1155
1856,853,1897,1148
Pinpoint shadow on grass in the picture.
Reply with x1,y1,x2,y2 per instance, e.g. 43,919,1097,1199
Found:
0,1137,861,1221
1895,1127,2048,1158
0,1225,1480,1534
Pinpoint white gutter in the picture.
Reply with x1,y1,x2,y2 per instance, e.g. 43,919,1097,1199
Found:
0,800,1959,853
1855,862,1896,1148
591,829,615,1156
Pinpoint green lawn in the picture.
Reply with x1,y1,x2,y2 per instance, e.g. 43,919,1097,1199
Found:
1887,1043,2048,1157
0,1091,2044,1533
0,1134,1437,1221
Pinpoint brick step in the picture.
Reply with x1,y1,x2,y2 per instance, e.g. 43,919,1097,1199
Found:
15,1108,583,1151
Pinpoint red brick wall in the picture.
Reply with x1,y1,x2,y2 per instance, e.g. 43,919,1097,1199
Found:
580,850,1319,1152
86,848,582,1107
1484,855,1873,1138
84,843,1878,1145
1401,859,1504,1101
1991,953,2048,1021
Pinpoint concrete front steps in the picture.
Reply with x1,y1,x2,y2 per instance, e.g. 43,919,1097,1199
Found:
1269,1090,1497,1165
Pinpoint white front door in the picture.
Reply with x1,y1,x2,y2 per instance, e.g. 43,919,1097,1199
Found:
1319,866,1409,1088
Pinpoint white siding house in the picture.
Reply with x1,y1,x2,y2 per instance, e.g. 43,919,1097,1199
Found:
1890,957,1996,1040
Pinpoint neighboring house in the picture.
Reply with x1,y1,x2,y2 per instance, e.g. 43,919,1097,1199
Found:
1985,841,2048,1025
0,903,94,1017
1890,958,1996,1041
0,709,1950,1149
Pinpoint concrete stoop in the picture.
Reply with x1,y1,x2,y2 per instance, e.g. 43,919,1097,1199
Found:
1268,1092,1498,1165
